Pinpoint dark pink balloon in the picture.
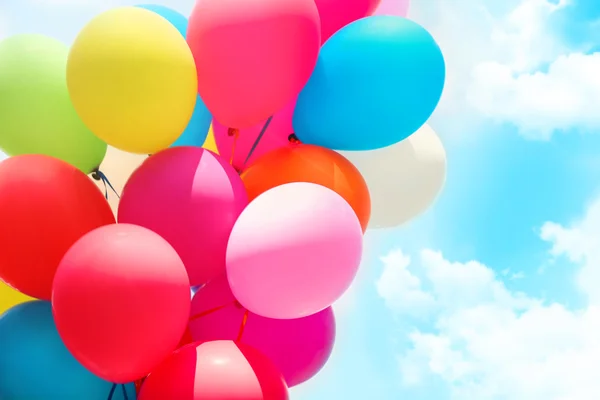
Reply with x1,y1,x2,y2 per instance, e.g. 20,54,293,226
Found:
315,0,381,43
189,274,335,387
138,341,288,400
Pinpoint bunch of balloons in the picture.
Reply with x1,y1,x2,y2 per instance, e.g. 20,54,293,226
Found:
0,0,447,398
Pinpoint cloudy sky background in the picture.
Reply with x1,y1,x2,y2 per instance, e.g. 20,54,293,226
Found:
2,0,600,398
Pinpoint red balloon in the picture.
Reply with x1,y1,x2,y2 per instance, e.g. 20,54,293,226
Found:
52,223,191,383
139,341,289,400
0,154,114,300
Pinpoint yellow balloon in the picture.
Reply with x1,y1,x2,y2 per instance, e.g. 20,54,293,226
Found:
67,7,197,154
0,281,32,315
203,124,219,154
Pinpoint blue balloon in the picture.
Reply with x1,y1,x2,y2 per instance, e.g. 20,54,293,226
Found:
0,301,136,399
137,4,212,147
170,94,212,147
293,16,445,151
137,4,188,37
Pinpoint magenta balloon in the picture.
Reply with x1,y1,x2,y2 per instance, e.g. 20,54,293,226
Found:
139,341,289,400
374,0,410,16
226,182,363,319
213,99,296,172
118,147,248,286
187,0,320,129
188,274,335,387
314,0,381,43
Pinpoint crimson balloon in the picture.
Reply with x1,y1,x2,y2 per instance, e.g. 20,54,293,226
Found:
0,155,114,300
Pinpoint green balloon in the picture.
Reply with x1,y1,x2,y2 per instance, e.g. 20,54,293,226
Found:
0,34,106,173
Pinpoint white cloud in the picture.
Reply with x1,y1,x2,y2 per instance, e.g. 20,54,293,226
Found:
541,195,600,304
409,0,599,138
378,194,600,399
376,251,436,317
468,53,600,139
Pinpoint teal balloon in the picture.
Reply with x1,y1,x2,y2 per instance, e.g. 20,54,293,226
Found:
137,4,212,147
293,16,445,151
0,301,136,399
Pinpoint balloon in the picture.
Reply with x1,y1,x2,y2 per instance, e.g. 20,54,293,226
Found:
67,7,197,154
340,124,446,228
52,223,191,383
90,146,148,216
202,127,219,153
0,155,114,300
118,147,248,286
189,274,335,387
0,282,32,315
186,0,320,128
213,100,296,171
137,4,212,149
314,0,380,43
136,4,188,35
0,301,136,399
241,144,371,231
169,96,212,148
227,182,363,319
138,341,288,399
294,16,445,151
0,34,106,173
374,0,410,16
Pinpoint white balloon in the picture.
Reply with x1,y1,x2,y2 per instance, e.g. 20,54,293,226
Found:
90,146,147,216
340,124,446,229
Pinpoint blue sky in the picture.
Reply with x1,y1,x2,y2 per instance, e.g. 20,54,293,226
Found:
2,0,600,399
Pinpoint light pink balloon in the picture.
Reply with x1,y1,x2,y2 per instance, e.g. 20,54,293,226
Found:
139,341,289,399
213,100,296,172
188,274,335,387
374,0,410,16
314,0,380,43
187,0,321,129
118,147,248,286
226,182,363,319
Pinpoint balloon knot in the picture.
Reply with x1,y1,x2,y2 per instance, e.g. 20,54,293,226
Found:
288,133,300,144
233,300,243,309
90,168,102,181
228,128,239,137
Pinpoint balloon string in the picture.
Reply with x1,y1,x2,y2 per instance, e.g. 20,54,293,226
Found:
236,310,250,342
189,301,236,322
134,378,145,395
107,383,117,400
228,128,240,165
92,169,120,200
243,116,273,167
121,384,129,400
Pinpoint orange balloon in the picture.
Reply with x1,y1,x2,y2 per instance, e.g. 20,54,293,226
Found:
241,144,370,231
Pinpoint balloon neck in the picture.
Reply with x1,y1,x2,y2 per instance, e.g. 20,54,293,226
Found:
288,133,300,144
233,300,243,309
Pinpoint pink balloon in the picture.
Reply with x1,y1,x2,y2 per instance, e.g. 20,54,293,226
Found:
139,341,289,400
374,0,410,16
226,182,363,319
52,224,191,383
213,100,296,172
188,274,335,387
314,0,380,43
118,147,248,286
187,0,321,129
